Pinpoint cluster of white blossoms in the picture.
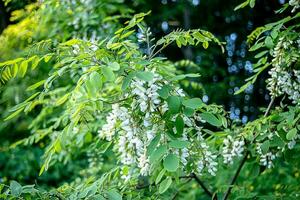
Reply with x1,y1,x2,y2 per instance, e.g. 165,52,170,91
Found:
267,37,300,104
98,72,168,178
196,142,218,176
98,71,229,178
180,132,189,166
288,132,300,149
98,104,119,141
289,0,300,12
131,73,165,113
179,114,218,176
222,135,245,164
256,143,276,169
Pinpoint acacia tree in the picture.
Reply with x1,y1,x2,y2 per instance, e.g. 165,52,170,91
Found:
0,0,299,199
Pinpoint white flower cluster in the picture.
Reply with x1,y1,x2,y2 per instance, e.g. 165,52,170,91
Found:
98,72,168,178
289,0,300,12
98,72,227,179
222,136,245,164
131,74,164,113
98,104,119,141
180,132,189,166
267,37,300,104
288,133,300,149
256,143,276,169
196,142,218,176
99,104,152,177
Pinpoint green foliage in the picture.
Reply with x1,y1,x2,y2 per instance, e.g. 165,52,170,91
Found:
0,0,300,199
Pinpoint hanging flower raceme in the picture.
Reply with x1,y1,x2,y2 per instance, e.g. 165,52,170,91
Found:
267,36,300,104
256,143,276,169
222,135,245,164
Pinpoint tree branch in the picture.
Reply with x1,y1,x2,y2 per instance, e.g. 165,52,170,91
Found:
136,173,214,199
222,151,249,200
190,173,215,199
222,97,275,200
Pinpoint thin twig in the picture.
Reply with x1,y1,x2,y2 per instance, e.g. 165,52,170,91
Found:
222,151,249,200
136,173,213,199
191,173,215,199
264,98,275,117
149,44,169,59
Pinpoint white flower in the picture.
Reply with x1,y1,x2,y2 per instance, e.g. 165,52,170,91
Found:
260,152,276,168
288,140,296,149
197,142,218,176
289,0,300,12
267,36,300,104
180,132,189,166
98,104,119,141
222,136,245,164
138,153,150,176
256,143,276,168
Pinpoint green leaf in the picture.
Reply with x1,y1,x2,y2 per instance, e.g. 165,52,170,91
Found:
4,108,24,121
264,36,274,49
26,80,45,91
107,190,122,200
249,42,263,51
202,41,209,49
0,57,23,67
249,0,255,8
19,60,28,77
150,145,168,163
170,73,200,81
199,112,222,127
183,107,194,117
44,55,52,63
234,82,251,95
86,71,102,97
286,128,297,140
56,93,70,106
12,63,18,77
10,181,22,197
99,141,112,153
182,98,203,109
102,67,115,82
163,153,179,172
31,57,41,70
110,62,120,71
175,115,184,135
270,29,278,39
159,177,172,194
167,96,181,114
121,73,134,91
155,169,166,185
169,140,189,149
120,30,135,39
254,50,268,59
234,0,249,11
261,140,270,154
158,85,171,99
136,71,154,81
147,134,161,156
61,38,81,46
90,71,103,90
